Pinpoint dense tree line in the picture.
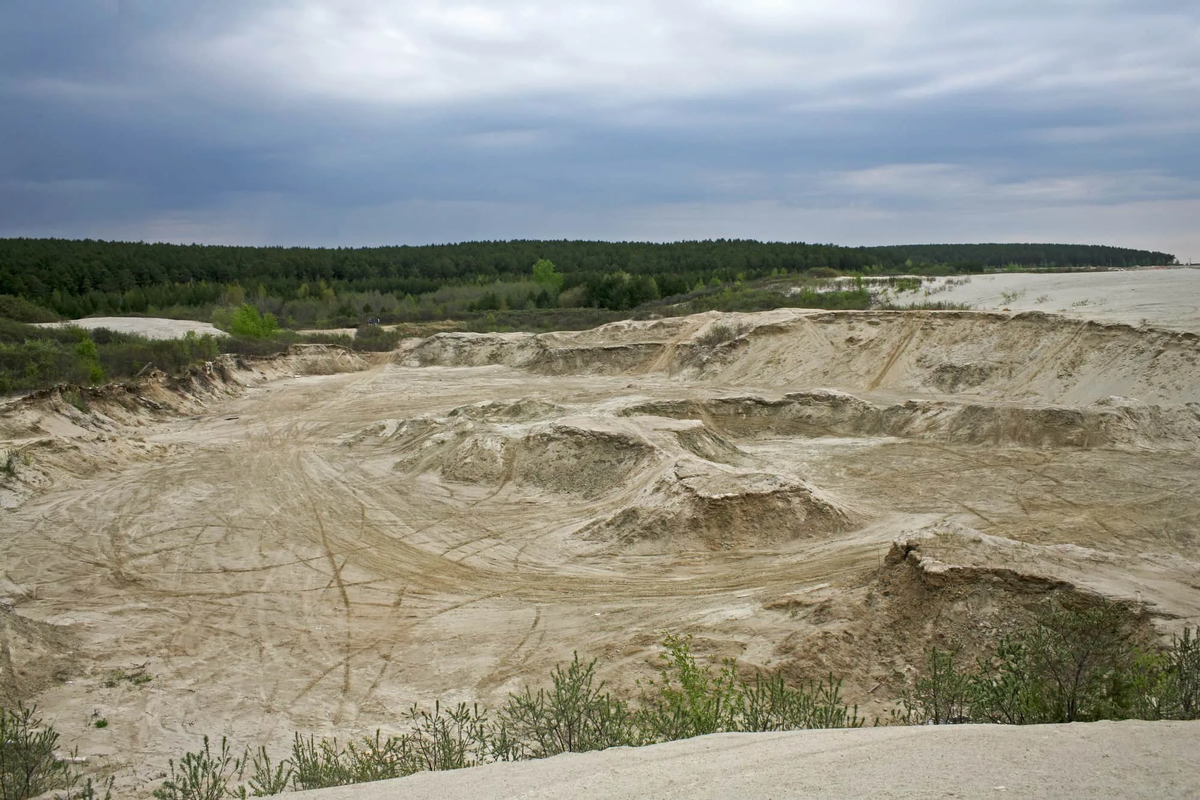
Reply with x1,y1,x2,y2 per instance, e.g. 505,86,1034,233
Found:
0,238,1174,323
874,243,1174,270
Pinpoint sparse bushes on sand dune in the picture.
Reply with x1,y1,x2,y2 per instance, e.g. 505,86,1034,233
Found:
142,636,860,798
899,600,1200,726
6,607,1196,798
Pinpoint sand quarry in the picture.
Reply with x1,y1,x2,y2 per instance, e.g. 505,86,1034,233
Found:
2,269,1199,797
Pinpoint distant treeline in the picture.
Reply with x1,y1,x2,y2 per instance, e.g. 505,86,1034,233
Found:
871,243,1173,269
0,238,1174,327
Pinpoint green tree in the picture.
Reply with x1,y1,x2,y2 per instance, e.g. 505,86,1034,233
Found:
74,334,104,384
230,304,278,339
531,259,564,293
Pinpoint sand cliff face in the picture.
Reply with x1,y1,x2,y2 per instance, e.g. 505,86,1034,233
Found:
2,298,1199,797
406,310,1200,405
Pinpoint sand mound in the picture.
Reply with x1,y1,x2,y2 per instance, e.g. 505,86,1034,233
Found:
445,398,567,422
582,458,854,553
0,347,371,510
347,399,755,499
366,415,661,498
274,345,371,376
36,316,224,340
0,605,76,707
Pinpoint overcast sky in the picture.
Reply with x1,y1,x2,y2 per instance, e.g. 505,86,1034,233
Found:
2,1,1197,257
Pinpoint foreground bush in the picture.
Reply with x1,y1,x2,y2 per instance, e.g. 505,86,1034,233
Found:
496,654,639,758
141,636,860,797
12,610,1191,798
901,600,1200,725
0,705,111,800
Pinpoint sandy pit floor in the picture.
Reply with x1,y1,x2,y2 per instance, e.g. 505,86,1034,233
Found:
2,270,1199,796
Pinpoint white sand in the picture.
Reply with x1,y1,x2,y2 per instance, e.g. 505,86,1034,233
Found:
896,267,1200,331
35,316,223,340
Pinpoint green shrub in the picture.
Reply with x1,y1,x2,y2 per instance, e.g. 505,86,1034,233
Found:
1,449,21,479
694,323,742,348
900,599,1180,725
635,635,862,740
1169,627,1200,718
289,732,407,791
635,634,742,741
63,390,89,414
495,654,637,759
351,325,401,352
229,305,278,340
968,633,1051,725
73,337,103,384
0,295,61,323
737,672,863,731
1021,600,1141,722
0,704,111,800
152,736,244,800
402,702,490,773
0,704,72,800
1136,627,1200,721
241,747,292,797
900,646,972,725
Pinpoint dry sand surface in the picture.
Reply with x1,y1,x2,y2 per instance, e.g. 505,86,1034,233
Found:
291,721,1200,800
896,267,1200,331
1,270,1199,797
36,316,224,339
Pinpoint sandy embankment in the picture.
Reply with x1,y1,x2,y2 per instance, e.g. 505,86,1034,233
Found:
293,721,1200,800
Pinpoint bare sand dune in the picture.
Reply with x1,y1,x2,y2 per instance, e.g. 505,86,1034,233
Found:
905,266,1200,331
1,272,1199,796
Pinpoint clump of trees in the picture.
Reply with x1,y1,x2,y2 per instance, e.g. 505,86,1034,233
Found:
900,600,1199,725
229,304,279,339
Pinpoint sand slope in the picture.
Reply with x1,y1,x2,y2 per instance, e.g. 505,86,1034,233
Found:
904,267,1200,331
292,721,1200,800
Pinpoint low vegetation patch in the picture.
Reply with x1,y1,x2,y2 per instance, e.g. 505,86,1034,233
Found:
899,600,1199,725
4,606,1195,798
0,704,112,800
694,323,744,348
0,316,401,396
101,665,153,689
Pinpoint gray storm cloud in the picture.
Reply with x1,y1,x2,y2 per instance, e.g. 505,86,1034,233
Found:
1,0,1197,256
